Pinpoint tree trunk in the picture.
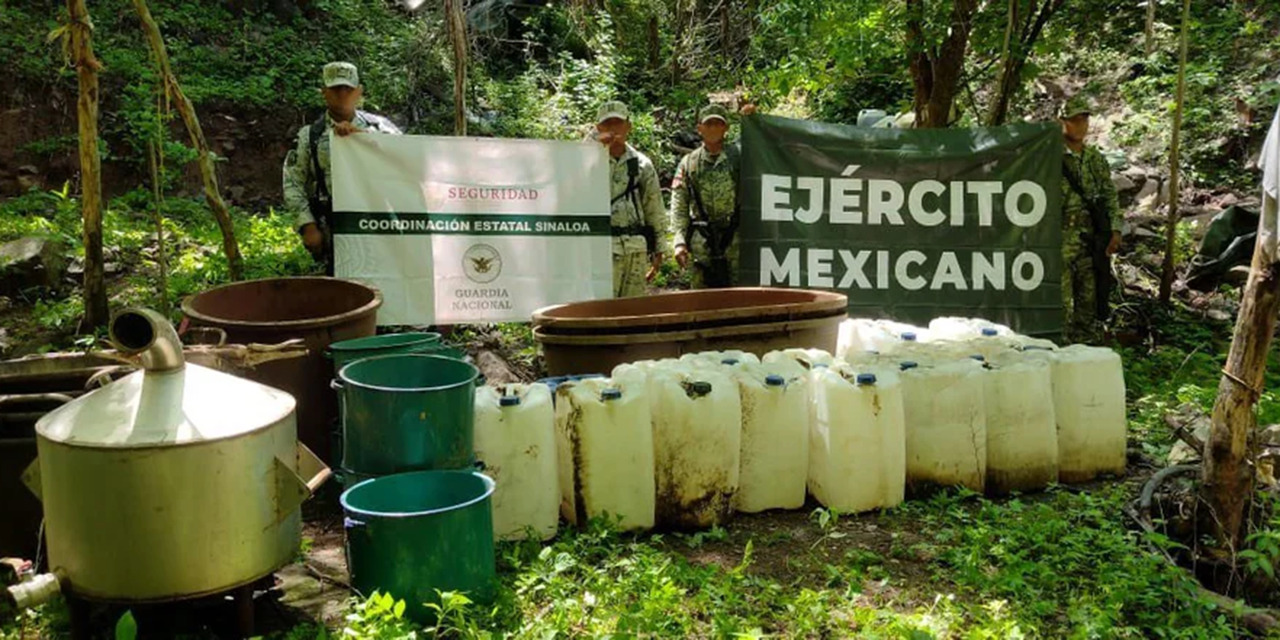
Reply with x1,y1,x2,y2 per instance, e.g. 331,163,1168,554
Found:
1145,0,1157,56
147,141,170,316
446,0,467,136
647,14,660,70
1201,253,1280,552
906,0,979,128
132,0,243,281
987,0,1066,127
67,0,108,329
1158,0,1190,302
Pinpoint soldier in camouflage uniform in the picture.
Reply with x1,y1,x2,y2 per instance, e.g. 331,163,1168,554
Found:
592,101,666,298
1059,96,1122,343
670,104,740,289
283,62,401,275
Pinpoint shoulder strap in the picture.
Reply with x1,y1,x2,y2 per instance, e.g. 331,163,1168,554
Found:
308,117,329,202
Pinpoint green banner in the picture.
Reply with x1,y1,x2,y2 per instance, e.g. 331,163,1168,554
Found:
740,115,1064,336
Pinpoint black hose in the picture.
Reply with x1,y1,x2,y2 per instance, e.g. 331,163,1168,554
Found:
1139,464,1200,518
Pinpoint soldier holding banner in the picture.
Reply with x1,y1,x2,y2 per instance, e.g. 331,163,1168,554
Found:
592,101,666,298
1059,96,1122,343
670,104,741,289
283,62,402,275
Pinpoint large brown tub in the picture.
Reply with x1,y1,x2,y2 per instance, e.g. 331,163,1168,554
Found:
533,288,847,376
181,277,381,463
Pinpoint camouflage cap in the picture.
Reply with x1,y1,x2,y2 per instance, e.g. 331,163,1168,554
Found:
323,62,360,89
699,104,729,124
1058,95,1094,119
596,100,630,124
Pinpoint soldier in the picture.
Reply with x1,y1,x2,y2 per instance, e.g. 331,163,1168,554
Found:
283,62,402,276
670,104,740,289
592,101,666,298
1059,96,1122,343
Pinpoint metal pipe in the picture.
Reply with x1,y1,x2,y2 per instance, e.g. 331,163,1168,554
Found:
109,308,185,372
4,572,62,613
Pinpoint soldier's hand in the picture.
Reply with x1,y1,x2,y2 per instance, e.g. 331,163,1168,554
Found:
300,223,324,250
1106,231,1121,256
333,121,362,137
646,253,664,282
674,245,690,269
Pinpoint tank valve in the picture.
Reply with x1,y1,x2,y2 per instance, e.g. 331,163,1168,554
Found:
4,572,62,612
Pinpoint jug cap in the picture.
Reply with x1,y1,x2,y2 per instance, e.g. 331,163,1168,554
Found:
855,373,877,385
899,361,918,371
901,332,917,341
969,354,985,362
981,327,998,336
689,381,713,395
764,374,786,387
721,358,739,365
601,388,622,401
499,395,521,407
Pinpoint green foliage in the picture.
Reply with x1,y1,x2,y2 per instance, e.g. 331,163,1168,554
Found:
340,591,416,640
1240,493,1280,595
114,611,138,640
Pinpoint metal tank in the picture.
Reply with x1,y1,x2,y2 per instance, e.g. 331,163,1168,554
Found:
20,308,330,603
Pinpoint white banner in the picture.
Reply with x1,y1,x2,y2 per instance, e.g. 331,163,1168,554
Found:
330,134,613,324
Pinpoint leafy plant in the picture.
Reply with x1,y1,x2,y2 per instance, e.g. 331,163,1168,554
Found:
340,591,416,640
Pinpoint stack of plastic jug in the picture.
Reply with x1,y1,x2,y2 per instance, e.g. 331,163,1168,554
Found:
474,383,559,541
554,373,656,531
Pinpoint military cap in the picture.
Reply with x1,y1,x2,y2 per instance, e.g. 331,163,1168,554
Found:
323,62,360,89
1058,95,1095,119
596,100,630,124
699,104,729,124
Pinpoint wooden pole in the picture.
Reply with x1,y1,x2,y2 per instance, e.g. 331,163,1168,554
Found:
1201,112,1280,552
131,0,243,281
446,0,467,136
66,0,109,329
1158,0,1190,303
1145,0,1157,56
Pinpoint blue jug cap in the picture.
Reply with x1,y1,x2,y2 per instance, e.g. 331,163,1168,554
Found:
981,327,999,336
901,332,917,341
855,373,877,385
499,395,520,407
721,358,739,365
765,374,786,386
601,388,622,401
899,361,918,371
969,354,985,362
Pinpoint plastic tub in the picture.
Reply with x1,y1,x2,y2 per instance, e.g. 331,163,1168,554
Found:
341,470,496,622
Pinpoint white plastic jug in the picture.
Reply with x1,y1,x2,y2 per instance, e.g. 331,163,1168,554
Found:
927,317,1014,341
679,350,760,368
474,383,559,541
554,376,656,531
1039,345,1127,482
647,366,742,529
897,360,987,494
731,362,809,513
981,356,1059,494
763,348,835,371
810,364,906,512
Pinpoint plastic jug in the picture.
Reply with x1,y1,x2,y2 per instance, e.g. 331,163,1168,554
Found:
646,366,742,529
474,383,559,541
679,350,761,368
927,317,1014,341
763,348,835,371
731,362,809,513
809,364,906,512
981,356,1059,494
1035,345,1127,482
554,376,655,531
898,359,987,495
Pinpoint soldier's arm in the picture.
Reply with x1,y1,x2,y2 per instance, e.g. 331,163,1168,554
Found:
640,161,666,248
282,128,315,230
669,157,691,251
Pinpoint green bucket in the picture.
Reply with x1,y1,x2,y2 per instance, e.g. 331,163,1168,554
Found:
328,332,443,372
342,470,496,622
335,354,480,476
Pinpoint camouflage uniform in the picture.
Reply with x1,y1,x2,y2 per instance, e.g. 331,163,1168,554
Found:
1060,144,1121,343
670,130,740,289
595,102,666,298
282,62,401,273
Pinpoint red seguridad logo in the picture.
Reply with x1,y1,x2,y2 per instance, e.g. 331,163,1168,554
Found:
446,186,541,201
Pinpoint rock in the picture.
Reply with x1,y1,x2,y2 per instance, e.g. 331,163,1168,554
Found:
0,296,9,312
1122,165,1151,181
1207,309,1232,322
1165,402,1211,464
17,165,38,175
1133,226,1161,239
228,186,246,202
474,348,521,385
221,139,237,152
0,236,64,295
1216,193,1240,208
1261,425,1280,447
1135,178,1161,211
1112,172,1137,192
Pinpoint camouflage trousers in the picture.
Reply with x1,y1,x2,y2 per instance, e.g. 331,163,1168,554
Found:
613,235,649,298
1062,250,1102,344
